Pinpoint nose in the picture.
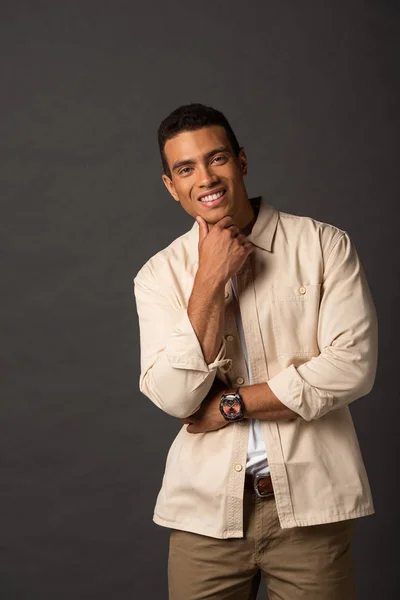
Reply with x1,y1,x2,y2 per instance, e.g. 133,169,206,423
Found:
197,163,220,188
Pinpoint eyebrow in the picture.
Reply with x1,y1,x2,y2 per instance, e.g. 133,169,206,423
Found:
171,146,230,172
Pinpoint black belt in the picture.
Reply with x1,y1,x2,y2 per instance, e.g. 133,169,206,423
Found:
244,473,274,498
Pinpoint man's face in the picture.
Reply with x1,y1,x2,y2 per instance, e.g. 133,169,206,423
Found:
161,125,250,226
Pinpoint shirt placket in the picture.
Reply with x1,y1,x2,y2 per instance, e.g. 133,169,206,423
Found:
222,279,251,536
235,254,297,528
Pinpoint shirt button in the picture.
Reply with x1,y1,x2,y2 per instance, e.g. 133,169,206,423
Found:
298,286,306,295
236,377,245,385
225,334,234,342
225,291,229,299
234,464,243,472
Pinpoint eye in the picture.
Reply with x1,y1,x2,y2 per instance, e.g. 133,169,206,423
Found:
179,167,193,175
212,155,227,164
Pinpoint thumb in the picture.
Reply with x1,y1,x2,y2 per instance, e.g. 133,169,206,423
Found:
196,216,209,244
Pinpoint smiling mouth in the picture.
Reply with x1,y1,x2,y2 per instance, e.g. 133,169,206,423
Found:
198,189,227,206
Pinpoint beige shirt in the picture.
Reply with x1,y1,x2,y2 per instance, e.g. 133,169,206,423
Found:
133,197,378,538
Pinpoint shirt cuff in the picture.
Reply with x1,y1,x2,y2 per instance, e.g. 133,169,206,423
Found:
166,309,232,374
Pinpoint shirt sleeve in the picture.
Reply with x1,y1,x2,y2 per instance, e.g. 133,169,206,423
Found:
267,232,378,421
133,273,232,418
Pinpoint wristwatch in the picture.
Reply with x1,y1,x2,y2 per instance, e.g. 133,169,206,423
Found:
219,388,245,422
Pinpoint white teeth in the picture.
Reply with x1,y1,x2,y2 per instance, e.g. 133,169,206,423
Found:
200,190,225,203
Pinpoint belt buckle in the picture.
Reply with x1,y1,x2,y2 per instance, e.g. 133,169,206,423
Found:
254,474,274,498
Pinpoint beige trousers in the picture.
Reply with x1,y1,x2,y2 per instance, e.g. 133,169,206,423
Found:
168,485,356,600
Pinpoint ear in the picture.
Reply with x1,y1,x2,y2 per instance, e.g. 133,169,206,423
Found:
162,174,180,202
238,147,248,176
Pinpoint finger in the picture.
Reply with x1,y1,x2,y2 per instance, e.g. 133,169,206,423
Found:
243,241,254,253
236,233,248,245
217,216,234,229
227,225,240,237
196,216,209,244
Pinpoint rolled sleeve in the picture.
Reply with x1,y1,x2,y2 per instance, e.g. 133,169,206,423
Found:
166,309,232,373
268,232,378,421
134,273,231,419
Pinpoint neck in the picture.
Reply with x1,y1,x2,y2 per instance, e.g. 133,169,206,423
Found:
239,196,260,235
241,210,257,237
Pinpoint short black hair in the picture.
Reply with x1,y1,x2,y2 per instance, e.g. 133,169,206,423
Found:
158,103,241,178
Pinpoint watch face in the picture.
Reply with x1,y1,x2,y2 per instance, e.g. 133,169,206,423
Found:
221,396,242,419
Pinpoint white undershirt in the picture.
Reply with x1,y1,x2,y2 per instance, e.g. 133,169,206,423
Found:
231,275,270,476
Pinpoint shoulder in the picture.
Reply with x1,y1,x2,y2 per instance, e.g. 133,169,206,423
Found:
133,228,194,289
277,208,347,258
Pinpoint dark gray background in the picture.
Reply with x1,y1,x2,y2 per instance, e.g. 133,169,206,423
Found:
1,1,399,598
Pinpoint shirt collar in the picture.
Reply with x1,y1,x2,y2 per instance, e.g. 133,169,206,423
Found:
187,196,279,265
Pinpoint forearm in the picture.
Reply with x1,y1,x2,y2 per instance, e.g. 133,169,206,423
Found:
240,382,300,421
187,267,226,365
135,274,232,420
264,232,378,422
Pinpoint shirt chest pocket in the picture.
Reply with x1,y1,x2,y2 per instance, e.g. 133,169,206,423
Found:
269,283,322,358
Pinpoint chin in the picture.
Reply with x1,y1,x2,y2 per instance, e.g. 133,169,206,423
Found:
204,212,228,225
207,204,231,219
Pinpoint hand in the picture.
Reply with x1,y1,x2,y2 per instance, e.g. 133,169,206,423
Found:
180,378,230,434
196,216,254,286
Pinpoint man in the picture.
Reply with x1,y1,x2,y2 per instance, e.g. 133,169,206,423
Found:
133,103,378,600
